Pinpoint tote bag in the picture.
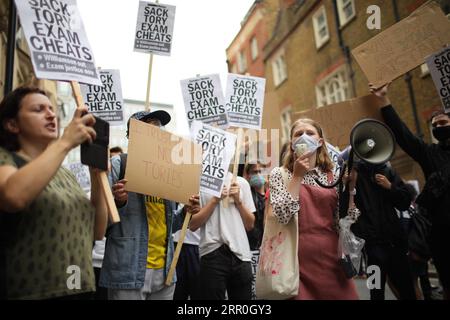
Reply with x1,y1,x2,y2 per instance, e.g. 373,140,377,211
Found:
255,168,299,300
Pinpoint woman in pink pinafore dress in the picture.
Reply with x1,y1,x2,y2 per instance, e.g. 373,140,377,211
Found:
269,118,360,300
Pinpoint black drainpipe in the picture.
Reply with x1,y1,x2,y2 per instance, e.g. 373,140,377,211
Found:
4,0,17,96
392,0,423,137
332,0,357,98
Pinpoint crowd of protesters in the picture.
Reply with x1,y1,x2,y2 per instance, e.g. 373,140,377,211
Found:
0,84,449,300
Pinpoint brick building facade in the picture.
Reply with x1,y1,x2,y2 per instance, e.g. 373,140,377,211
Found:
228,0,450,186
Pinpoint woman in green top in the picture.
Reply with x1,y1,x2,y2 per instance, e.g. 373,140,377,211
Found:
0,86,108,299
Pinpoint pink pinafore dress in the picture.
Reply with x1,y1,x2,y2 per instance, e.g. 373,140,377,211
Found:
294,173,358,300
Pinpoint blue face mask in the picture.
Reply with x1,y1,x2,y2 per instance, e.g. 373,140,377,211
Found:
250,174,266,189
292,133,321,157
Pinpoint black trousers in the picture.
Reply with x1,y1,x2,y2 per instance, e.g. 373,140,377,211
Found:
366,244,416,300
173,243,200,300
197,245,252,300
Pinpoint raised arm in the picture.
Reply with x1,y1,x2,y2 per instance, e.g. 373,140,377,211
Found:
0,107,96,213
370,83,428,166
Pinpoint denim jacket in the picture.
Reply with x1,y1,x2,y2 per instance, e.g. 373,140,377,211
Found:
99,155,184,289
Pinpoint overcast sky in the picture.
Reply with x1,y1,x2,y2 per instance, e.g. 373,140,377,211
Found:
76,0,255,135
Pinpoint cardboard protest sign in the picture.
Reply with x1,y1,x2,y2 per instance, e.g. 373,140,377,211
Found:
352,2,450,88
190,121,237,198
125,119,202,204
225,74,266,130
426,45,450,113
134,1,176,56
66,162,91,193
80,69,124,125
14,0,101,86
181,74,229,128
294,95,384,149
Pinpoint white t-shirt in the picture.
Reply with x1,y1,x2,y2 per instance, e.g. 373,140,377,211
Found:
173,229,201,245
199,173,256,262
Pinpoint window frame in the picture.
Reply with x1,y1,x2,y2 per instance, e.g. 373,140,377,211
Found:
337,0,356,29
271,49,288,87
312,6,330,50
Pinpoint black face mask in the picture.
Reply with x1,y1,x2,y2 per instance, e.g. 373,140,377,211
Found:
432,126,450,142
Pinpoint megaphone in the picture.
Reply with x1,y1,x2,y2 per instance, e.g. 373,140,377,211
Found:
350,119,395,165
315,119,395,189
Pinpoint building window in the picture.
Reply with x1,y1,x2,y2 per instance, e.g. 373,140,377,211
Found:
337,0,356,28
251,37,258,61
280,106,292,144
316,67,350,107
313,6,330,49
238,51,247,73
272,49,288,87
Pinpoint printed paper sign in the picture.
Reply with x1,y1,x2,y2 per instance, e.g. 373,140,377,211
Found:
66,162,91,193
426,46,450,113
190,121,237,198
125,119,202,204
81,69,124,125
14,0,101,85
181,74,229,128
225,74,266,130
352,2,450,88
134,1,176,56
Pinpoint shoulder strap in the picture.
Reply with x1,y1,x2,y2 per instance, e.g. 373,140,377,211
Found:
119,153,128,181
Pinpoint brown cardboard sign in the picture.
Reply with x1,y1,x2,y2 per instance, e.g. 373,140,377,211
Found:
352,2,450,88
293,95,384,149
125,119,202,204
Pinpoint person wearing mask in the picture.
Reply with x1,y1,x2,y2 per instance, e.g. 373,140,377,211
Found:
243,162,266,251
269,118,360,300
0,87,108,299
371,83,450,300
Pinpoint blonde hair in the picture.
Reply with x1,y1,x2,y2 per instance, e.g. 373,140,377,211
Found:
283,118,334,173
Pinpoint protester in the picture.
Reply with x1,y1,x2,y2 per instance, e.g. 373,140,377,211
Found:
99,110,199,300
371,83,450,300
269,118,360,300
189,170,256,300
0,87,108,299
243,162,266,251
351,162,416,300
172,225,201,300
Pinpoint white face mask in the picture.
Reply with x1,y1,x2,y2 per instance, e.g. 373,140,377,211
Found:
292,133,321,157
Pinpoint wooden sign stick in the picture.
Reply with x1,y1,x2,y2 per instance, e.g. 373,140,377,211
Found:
70,81,120,224
165,210,192,286
223,127,244,208
145,53,154,112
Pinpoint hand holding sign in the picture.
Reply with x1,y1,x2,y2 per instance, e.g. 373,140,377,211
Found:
112,179,128,206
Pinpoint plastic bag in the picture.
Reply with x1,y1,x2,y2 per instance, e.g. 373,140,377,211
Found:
338,216,365,278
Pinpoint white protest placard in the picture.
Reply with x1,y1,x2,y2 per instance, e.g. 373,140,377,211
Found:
181,74,229,128
326,142,341,174
134,1,176,56
250,250,260,300
190,121,236,198
65,162,91,193
426,45,450,113
225,74,266,130
80,69,124,125
14,0,101,86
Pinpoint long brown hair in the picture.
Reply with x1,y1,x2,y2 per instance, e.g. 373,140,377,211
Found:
283,118,334,173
